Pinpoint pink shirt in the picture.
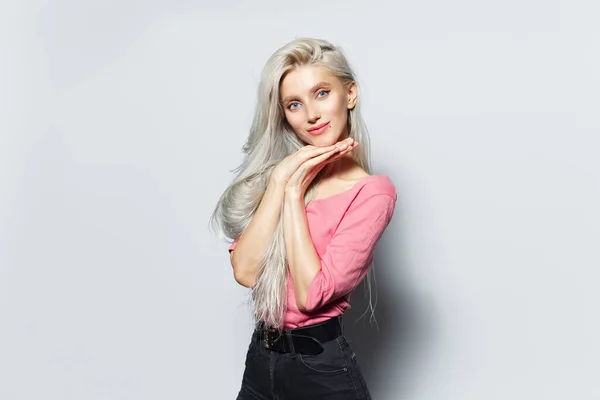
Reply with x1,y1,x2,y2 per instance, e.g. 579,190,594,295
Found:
229,174,397,329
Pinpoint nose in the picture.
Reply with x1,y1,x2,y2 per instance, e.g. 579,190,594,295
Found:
306,103,321,123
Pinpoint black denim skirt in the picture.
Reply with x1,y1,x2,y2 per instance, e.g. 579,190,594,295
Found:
236,323,371,400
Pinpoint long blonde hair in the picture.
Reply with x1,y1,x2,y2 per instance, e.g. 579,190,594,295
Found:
210,37,376,330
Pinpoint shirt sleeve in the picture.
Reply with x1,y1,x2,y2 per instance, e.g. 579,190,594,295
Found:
304,193,396,312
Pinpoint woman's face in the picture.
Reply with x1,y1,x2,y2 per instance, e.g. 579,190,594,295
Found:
279,65,357,147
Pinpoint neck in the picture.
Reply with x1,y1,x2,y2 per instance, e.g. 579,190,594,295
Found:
321,153,356,180
321,128,356,179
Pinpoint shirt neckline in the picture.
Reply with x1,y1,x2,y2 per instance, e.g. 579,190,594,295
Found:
306,174,385,208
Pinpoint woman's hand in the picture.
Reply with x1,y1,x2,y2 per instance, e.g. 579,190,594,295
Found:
270,138,356,188
284,137,359,199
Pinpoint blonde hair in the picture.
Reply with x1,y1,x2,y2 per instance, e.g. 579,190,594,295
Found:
210,37,376,330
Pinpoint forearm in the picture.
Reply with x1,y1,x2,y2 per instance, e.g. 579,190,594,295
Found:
283,192,321,311
231,179,286,287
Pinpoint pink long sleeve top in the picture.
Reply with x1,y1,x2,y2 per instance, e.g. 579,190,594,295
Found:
229,174,397,329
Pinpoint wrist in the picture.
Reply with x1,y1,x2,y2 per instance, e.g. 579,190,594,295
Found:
267,178,287,194
284,187,304,202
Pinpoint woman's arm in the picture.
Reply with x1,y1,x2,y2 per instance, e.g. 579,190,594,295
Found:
282,192,321,311
280,138,358,310
230,144,342,288
284,190,396,312
230,179,285,287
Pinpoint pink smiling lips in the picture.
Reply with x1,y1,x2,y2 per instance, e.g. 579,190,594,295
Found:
307,121,330,135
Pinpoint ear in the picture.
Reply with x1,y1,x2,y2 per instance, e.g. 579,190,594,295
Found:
346,81,357,110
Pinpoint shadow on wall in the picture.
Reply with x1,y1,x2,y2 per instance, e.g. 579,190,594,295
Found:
341,192,439,398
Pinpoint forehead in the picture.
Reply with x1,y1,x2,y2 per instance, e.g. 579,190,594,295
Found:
280,65,340,95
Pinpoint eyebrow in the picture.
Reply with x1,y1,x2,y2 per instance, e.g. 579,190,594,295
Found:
281,81,332,104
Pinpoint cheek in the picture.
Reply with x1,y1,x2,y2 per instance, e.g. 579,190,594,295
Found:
325,99,348,128
285,112,303,129
324,96,347,119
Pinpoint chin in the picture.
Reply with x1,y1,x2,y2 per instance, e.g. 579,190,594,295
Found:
314,133,343,147
298,127,343,146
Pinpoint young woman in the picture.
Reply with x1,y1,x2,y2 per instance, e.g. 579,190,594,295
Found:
211,37,396,399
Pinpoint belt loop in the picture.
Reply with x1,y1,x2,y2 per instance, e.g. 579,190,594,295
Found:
285,330,296,358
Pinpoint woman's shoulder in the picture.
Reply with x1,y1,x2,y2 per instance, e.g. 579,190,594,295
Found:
354,173,396,200
341,173,396,226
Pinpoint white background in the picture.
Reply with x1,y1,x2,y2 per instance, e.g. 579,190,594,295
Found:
1,0,599,399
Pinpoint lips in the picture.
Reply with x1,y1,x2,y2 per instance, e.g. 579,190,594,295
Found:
307,121,330,135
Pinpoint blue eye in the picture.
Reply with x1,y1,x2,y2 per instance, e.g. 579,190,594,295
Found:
288,103,300,110
317,90,330,98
